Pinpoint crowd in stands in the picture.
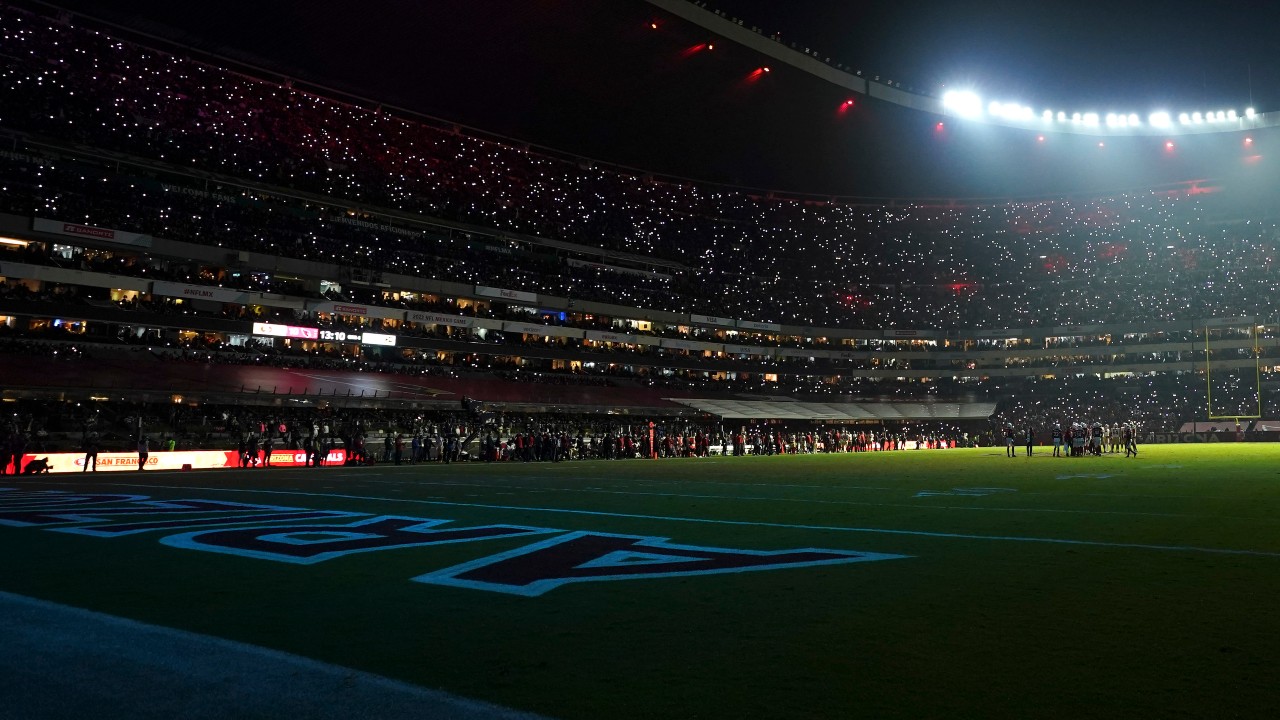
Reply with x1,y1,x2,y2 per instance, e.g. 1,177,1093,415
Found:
3,6,1280,334
6,6,1280,457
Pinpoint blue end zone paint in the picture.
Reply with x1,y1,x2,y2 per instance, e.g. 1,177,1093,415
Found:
0,495,362,534
0,492,152,512
159,516,558,565
575,551,708,569
86,483,1280,558
56,511,367,537
260,531,385,546
412,531,911,597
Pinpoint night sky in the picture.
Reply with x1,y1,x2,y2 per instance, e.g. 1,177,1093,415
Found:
37,0,1280,198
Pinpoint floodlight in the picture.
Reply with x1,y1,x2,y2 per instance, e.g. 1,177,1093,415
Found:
1127,113,1140,125
1178,112,1191,125
1228,109,1237,120
1057,111,1067,122
1105,113,1119,126
1246,107,1256,119
1149,112,1172,128
988,101,1003,116
1192,112,1203,124
942,90,983,118
1083,112,1099,126
1042,109,1053,121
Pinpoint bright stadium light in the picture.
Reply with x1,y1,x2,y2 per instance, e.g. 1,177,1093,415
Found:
1228,109,1238,121
1246,107,1256,119
1149,111,1172,128
1083,112,1099,126
1127,113,1140,126
1192,112,1203,124
942,90,983,118
1042,109,1053,121
1178,112,1191,125
1057,111,1067,122
1105,113,1119,127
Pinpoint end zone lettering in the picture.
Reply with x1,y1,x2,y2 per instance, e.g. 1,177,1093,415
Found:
0,489,910,596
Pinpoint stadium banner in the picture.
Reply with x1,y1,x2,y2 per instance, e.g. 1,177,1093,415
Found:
583,330,661,347
248,292,307,310
737,320,782,332
1048,324,1107,336
476,285,538,304
723,343,774,357
502,321,585,339
405,311,475,328
0,261,151,292
14,448,347,474
252,322,319,340
776,347,824,359
151,281,250,304
1202,316,1256,328
884,328,943,339
661,338,722,352
566,258,673,281
32,218,153,248
689,313,736,328
308,301,406,321
1143,431,1280,444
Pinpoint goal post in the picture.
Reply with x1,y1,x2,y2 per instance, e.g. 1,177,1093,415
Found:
1204,323,1263,423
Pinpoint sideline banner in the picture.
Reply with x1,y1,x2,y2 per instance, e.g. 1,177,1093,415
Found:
12,448,347,474
152,281,250,304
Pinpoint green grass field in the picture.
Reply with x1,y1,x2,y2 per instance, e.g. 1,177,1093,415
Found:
2,444,1278,719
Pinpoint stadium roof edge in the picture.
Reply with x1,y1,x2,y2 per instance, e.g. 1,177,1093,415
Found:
647,0,1277,137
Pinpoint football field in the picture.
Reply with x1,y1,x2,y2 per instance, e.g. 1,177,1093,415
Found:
2,444,1278,719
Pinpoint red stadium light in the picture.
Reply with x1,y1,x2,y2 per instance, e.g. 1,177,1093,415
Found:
681,43,709,57
935,122,944,131
1245,137,1254,145
838,98,855,116
746,67,771,82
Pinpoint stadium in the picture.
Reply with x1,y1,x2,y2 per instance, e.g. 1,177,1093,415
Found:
1,1,1278,717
